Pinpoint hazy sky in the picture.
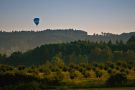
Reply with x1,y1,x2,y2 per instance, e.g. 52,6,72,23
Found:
0,0,135,34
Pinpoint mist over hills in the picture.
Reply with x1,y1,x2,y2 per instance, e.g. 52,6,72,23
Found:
87,32,135,43
0,29,135,54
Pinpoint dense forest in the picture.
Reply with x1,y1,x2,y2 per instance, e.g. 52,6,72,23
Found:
0,34,135,89
0,35,135,66
0,29,135,54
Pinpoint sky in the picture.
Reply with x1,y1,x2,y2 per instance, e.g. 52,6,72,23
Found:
0,0,135,35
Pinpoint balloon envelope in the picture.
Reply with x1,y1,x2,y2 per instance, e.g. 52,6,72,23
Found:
34,18,40,25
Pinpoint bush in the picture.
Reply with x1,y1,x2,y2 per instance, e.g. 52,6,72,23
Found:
95,70,102,78
0,72,38,87
106,73,127,86
38,66,51,75
44,71,64,86
83,71,91,78
69,70,82,79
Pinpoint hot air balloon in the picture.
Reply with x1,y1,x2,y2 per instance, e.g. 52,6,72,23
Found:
33,17,40,26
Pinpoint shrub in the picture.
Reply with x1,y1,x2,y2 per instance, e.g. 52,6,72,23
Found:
83,71,91,78
106,73,127,86
44,71,64,86
69,70,82,79
95,70,102,78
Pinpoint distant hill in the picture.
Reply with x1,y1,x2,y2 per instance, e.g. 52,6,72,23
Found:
87,32,135,43
0,29,135,54
1,38,135,66
0,29,87,54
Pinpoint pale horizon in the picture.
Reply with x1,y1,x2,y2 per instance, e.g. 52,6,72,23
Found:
0,0,135,35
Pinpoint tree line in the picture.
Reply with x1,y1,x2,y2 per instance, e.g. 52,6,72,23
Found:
0,35,135,66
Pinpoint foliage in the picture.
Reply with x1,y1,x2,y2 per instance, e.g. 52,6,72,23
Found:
106,73,127,86
95,70,103,78
1,36,135,66
0,60,135,89
0,36,135,89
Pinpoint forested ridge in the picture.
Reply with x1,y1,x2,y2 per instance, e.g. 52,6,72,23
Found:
0,29,87,54
0,29,135,54
0,35,135,66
